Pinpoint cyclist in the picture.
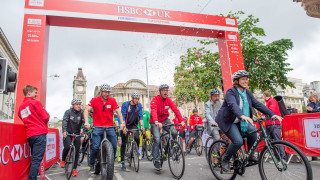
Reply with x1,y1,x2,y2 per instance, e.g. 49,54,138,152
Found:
60,98,84,176
138,110,151,160
150,84,185,171
120,91,144,171
205,89,223,141
173,115,187,154
187,109,203,153
215,70,282,172
84,84,125,173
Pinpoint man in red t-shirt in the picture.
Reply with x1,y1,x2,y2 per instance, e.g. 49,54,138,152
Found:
263,91,285,160
18,85,50,180
187,109,203,153
84,84,125,172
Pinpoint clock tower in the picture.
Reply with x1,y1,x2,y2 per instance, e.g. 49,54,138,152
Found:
73,67,87,109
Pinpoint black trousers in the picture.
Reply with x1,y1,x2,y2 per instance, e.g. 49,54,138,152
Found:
62,136,81,170
27,134,47,180
120,125,140,162
266,124,286,159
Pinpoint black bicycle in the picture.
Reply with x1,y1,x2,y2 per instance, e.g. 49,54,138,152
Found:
156,123,185,179
79,132,92,166
124,129,141,172
92,126,119,180
207,117,313,180
64,133,83,180
187,125,204,156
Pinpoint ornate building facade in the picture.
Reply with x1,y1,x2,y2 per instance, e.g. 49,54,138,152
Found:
294,0,320,18
0,27,19,121
73,68,87,109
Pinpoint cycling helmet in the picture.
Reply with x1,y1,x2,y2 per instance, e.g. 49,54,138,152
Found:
100,83,112,92
159,84,169,91
210,89,220,96
192,109,198,113
232,70,250,81
71,98,82,105
131,91,141,98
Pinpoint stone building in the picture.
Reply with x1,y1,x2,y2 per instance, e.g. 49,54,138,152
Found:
94,79,158,110
294,0,320,18
0,27,19,121
73,68,87,110
303,81,320,99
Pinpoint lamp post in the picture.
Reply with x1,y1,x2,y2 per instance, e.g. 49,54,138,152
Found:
145,58,150,111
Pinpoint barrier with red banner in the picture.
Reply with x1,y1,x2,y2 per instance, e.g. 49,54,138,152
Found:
282,113,320,157
0,122,60,179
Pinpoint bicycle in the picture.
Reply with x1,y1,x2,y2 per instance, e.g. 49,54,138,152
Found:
204,126,227,163
64,133,83,180
187,125,204,156
141,131,153,161
124,129,141,172
155,123,185,179
207,117,313,180
92,126,119,180
79,132,92,166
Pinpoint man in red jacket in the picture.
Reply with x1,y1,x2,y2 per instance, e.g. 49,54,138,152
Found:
263,91,285,160
18,85,50,180
150,84,185,170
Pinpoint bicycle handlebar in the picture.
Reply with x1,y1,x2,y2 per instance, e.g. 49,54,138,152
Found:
66,133,83,137
92,126,120,130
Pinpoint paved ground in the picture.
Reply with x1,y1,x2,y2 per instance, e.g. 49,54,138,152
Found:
41,152,320,180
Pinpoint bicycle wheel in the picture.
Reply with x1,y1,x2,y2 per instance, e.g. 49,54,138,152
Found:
196,135,203,156
132,142,140,172
208,140,237,180
79,143,87,163
87,143,91,166
145,139,153,161
126,142,132,167
65,146,75,180
101,140,115,180
205,136,215,163
168,140,185,179
259,140,312,180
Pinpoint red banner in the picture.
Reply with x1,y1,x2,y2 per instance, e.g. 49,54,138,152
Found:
0,122,60,179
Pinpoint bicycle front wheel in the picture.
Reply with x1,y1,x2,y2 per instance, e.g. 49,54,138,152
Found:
132,142,140,172
168,140,185,179
101,141,115,180
205,136,215,163
65,146,75,180
145,139,153,161
196,135,203,156
259,140,312,180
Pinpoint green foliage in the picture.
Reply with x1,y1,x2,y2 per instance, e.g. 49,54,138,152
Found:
174,11,295,106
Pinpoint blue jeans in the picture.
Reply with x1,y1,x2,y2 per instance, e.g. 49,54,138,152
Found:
151,119,178,162
222,123,257,161
90,127,117,166
27,134,47,180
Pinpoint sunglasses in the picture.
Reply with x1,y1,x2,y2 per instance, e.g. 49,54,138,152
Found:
103,104,105,111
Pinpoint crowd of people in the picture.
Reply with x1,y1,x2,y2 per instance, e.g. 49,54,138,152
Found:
18,69,316,179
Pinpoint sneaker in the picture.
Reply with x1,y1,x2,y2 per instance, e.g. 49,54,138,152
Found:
154,161,161,171
72,170,78,176
221,160,231,172
146,151,151,157
60,161,65,168
139,155,142,160
89,165,95,173
121,161,126,171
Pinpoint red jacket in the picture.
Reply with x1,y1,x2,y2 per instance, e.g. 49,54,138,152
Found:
265,97,281,126
18,97,50,139
150,95,184,124
173,118,187,132
189,115,203,131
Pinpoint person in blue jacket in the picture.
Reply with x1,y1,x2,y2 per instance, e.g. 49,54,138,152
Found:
215,70,282,172
120,91,144,170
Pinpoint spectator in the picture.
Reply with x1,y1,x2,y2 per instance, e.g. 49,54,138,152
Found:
306,94,320,113
18,85,50,180
205,89,223,141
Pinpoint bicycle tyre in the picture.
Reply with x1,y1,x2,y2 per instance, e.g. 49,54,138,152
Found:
101,140,115,180
132,141,140,172
205,136,215,163
65,146,75,180
146,139,153,161
87,143,91,166
126,142,132,167
94,149,101,175
168,140,185,179
258,140,312,180
208,140,237,180
196,135,203,156
79,143,87,163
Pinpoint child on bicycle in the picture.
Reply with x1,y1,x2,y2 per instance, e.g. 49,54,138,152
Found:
60,98,85,177
173,116,187,154
187,109,204,153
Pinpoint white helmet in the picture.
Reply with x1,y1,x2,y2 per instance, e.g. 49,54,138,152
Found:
210,89,220,96
71,98,82,105
159,84,169,91
100,84,112,92
232,70,250,81
131,91,141,98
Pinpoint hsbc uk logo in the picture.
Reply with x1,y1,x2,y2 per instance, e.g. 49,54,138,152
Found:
117,6,171,18
0,143,31,165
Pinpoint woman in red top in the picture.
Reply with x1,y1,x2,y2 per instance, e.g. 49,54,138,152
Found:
187,109,203,153
173,117,187,153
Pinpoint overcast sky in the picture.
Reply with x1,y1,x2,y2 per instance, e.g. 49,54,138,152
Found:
1,0,320,120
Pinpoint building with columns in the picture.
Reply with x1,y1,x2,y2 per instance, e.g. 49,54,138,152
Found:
73,68,87,110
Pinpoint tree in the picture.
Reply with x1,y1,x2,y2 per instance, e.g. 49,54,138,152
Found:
174,11,295,106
